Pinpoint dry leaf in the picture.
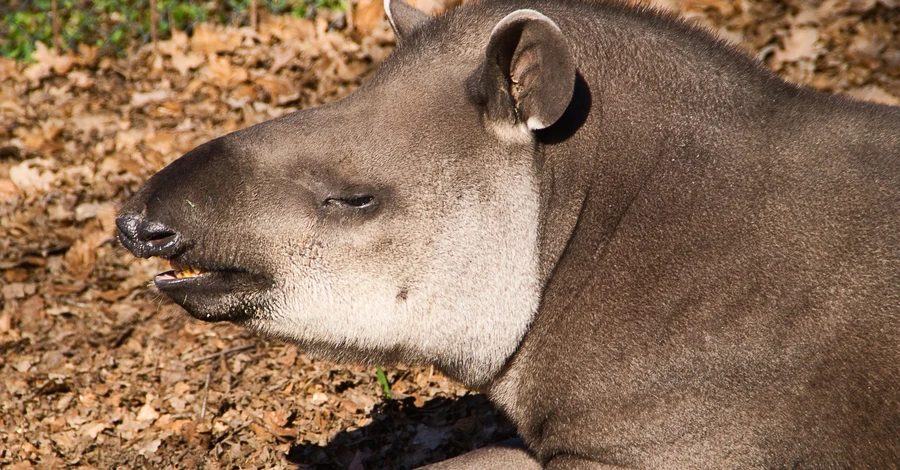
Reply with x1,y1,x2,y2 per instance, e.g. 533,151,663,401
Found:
20,296,44,319
137,402,160,422
845,85,900,105
131,90,172,107
408,0,460,14
0,179,18,198
70,112,117,135
205,54,249,87
269,44,298,73
355,0,385,34
98,289,130,302
3,376,29,396
171,28,189,49
0,57,19,81
265,16,316,43
265,409,291,428
67,70,94,88
9,159,55,193
310,392,328,405
64,224,109,280
73,202,116,222
263,410,297,437
80,421,110,439
170,50,205,76
31,41,75,75
137,438,162,456
249,422,274,441
774,27,821,64
191,24,242,54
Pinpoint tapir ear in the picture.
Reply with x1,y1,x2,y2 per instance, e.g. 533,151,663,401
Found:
385,0,429,42
481,9,576,132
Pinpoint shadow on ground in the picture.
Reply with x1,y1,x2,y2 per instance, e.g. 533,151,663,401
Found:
287,394,518,469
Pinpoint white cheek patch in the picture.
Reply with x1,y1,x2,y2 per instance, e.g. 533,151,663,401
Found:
253,266,405,351
408,167,541,386
246,160,542,389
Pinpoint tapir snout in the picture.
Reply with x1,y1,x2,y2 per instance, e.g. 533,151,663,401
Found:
117,136,280,322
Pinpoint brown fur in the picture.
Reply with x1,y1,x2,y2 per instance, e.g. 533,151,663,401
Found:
119,1,900,467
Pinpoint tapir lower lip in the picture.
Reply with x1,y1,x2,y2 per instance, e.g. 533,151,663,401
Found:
152,264,270,323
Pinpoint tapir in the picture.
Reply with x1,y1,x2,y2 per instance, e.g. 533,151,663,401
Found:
117,0,900,467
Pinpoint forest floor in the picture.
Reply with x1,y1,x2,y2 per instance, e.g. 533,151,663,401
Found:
1,0,898,468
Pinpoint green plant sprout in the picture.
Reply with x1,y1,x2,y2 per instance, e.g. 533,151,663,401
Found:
375,365,392,399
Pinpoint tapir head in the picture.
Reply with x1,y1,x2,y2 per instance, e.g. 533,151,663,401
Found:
117,0,577,388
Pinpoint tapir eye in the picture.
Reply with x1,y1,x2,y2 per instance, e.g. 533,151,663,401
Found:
324,195,376,209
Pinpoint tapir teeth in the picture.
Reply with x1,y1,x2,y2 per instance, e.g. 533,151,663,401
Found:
169,260,207,279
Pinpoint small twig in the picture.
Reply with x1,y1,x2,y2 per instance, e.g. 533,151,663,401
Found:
150,0,158,44
265,379,291,393
25,377,70,403
212,422,251,447
51,0,60,51
200,361,214,420
193,344,256,363
24,380,56,403
345,0,354,31
0,338,30,356
107,324,136,349
197,344,255,420
301,372,323,391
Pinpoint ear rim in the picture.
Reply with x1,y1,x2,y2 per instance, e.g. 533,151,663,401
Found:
482,9,577,133
384,0,429,42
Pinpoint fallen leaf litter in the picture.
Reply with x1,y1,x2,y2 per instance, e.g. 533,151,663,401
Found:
0,1,897,468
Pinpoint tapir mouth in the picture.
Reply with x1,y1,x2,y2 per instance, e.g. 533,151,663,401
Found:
155,259,209,282
151,256,271,323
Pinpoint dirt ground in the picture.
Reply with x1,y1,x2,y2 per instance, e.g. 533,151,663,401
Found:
1,1,898,468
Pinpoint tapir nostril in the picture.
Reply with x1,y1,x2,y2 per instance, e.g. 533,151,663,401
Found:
137,221,175,241
115,214,182,258
147,232,177,248
137,221,180,254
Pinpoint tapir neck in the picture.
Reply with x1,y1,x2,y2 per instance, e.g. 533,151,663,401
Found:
492,2,900,441
493,4,804,416
526,5,787,290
